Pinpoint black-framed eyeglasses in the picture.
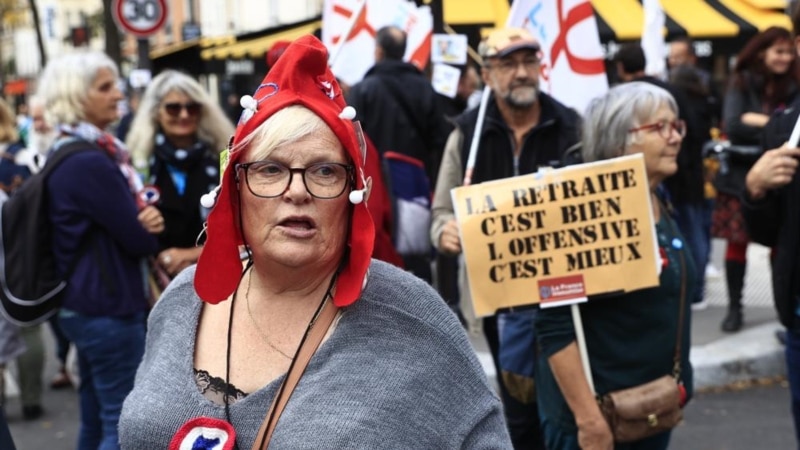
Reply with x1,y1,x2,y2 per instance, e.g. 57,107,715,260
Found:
627,119,686,139
235,160,354,199
162,102,202,117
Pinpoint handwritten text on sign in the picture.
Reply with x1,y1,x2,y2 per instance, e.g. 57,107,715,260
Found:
451,154,660,317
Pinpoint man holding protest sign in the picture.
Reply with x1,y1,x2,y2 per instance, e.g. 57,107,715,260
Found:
534,82,695,450
430,27,580,449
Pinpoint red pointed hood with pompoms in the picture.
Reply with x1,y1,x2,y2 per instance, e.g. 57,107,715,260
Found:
194,35,375,307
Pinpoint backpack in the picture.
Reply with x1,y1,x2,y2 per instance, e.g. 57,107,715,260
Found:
0,138,95,326
382,151,431,257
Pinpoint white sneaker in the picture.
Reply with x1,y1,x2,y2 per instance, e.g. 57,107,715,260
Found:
705,264,722,279
691,299,709,311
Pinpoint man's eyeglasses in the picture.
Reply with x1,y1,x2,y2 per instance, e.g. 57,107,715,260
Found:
235,160,354,199
627,119,686,140
487,56,540,74
162,102,202,118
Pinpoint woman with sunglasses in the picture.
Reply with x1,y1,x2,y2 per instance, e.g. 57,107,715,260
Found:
126,70,234,285
119,37,510,449
535,82,695,450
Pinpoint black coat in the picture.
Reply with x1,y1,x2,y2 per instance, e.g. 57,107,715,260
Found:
347,60,452,185
743,100,800,330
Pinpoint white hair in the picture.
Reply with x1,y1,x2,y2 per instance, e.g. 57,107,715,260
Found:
36,51,119,127
582,81,678,163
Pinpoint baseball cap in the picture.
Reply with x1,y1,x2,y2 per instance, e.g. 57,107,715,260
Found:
479,28,541,60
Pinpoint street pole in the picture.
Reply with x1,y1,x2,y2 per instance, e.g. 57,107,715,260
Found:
137,38,151,70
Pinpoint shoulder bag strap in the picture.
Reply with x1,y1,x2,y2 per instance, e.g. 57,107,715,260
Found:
250,299,339,450
656,197,686,379
582,198,687,395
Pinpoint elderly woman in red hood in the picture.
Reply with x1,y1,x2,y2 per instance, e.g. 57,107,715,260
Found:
118,36,511,450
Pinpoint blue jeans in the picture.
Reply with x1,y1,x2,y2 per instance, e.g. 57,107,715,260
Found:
497,309,544,448
674,201,712,304
59,310,146,450
786,328,800,448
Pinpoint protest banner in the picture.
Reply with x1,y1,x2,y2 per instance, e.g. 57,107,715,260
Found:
322,0,432,86
451,154,660,317
506,0,608,114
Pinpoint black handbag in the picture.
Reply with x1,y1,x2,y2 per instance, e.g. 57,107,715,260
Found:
703,140,762,196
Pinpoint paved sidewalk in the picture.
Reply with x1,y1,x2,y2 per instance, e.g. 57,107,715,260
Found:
469,239,787,390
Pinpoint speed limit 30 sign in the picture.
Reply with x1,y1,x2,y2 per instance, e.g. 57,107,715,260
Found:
112,0,168,37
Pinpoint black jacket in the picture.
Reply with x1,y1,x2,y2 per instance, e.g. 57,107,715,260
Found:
347,60,451,184
454,91,581,184
742,101,800,330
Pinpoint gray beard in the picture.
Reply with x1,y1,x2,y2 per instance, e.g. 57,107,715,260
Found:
28,130,56,155
505,86,539,110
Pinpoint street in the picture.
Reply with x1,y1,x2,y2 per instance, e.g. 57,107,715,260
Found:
4,348,797,449
672,380,795,450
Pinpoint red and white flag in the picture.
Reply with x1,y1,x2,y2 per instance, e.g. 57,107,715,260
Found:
507,0,608,114
322,0,432,86
642,0,667,79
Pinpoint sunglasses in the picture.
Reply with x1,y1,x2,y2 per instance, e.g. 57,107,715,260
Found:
162,102,202,117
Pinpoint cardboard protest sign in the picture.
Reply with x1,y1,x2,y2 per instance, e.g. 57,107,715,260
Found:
451,154,660,317
431,63,461,98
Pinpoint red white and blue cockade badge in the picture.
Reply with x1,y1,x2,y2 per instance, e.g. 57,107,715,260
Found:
169,417,235,450
136,185,161,210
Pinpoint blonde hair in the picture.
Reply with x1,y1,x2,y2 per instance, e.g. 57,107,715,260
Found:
126,70,234,169
0,98,18,143
238,106,331,161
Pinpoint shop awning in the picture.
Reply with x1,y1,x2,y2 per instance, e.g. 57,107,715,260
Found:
149,35,236,75
591,0,791,43
201,18,322,60
149,35,235,60
442,0,509,28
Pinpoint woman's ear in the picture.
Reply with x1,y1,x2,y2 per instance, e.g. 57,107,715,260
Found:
364,176,373,203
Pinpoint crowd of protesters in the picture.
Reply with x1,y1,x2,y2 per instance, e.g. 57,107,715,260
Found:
2,3,800,449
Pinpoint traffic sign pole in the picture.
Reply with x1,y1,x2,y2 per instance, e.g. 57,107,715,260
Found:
137,39,151,70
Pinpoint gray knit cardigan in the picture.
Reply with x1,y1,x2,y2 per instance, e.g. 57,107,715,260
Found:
118,260,512,449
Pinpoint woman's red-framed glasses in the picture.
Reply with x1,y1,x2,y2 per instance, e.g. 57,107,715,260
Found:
627,119,686,139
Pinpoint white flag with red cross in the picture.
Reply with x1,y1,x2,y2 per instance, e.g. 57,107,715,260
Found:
506,0,608,114
322,0,433,87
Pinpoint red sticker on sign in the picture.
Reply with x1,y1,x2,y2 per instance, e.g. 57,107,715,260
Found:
538,274,588,308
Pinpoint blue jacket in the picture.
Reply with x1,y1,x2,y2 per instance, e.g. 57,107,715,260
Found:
47,144,158,316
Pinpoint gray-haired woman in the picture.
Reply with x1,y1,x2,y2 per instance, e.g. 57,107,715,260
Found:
37,50,164,450
535,81,696,450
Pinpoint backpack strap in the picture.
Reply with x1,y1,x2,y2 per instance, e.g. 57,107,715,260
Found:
41,137,105,279
41,137,102,175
